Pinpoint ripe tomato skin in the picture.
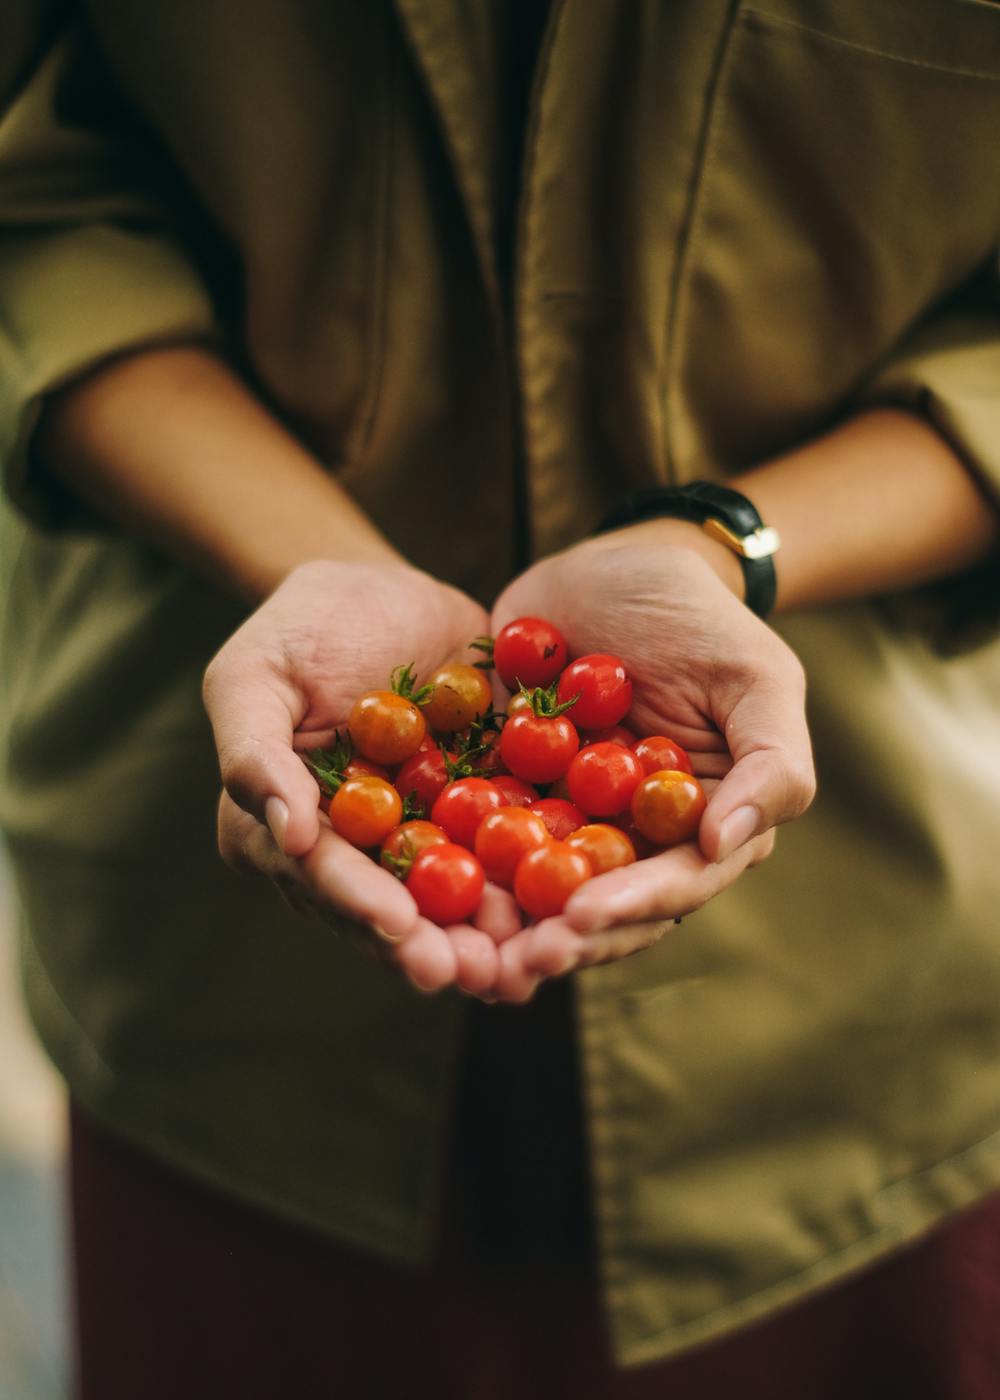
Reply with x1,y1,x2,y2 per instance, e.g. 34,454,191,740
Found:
422,662,493,733
632,734,693,777
349,690,426,765
580,724,637,749
567,742,644,818
329,775,403,848
395,746,455,811
556,654,632,730
630,769,707,847
492,775,540,808
406,843,485,925
506,691,534,718
474,807,550,889
499,711,580,784
431,778,509,849
529,797,586,841
514,841,593,919
566,823,636,875
380,819,448,873
493,617,569,690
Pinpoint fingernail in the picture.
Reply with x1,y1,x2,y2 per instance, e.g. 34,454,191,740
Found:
265,796,289,853
716,805,760,862
370,921,403,945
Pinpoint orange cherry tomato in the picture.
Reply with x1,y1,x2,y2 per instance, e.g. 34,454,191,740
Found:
506,691,534,718
380,820,449,874
514,841,593,919
422,662,493,733
474,807,550,889
349,691,426,765
566,823,637,875
630,769,706,847
329,775,403,848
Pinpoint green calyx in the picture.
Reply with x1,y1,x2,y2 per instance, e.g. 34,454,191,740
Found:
390,662,434,706
518,680,579,719
470,635,495,672
304,731,353,795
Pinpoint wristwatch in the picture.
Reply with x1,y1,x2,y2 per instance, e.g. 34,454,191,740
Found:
596,481,781,618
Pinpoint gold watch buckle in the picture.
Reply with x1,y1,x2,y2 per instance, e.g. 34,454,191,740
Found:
702,517,781,560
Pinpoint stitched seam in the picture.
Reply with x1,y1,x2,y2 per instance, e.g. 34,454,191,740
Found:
743,7,1000,82
660,1,743,480
624,1118,1000,1348
355,9,395,456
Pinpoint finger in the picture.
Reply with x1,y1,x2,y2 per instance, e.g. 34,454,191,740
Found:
472,883,524,944
203,653,321,858
522,916,671,975
395,918,459,993
701,666,815,863
563,830,776,932
447,927,501,995
492,934,542,1004
220,790,421,942
298,831,421,941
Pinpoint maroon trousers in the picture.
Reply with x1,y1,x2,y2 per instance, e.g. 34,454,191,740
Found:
71,985,1000,1399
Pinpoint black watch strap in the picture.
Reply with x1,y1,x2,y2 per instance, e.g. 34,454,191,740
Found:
596,481,780,618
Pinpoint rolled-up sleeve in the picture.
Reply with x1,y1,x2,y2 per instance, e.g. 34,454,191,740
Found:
0,21,218,526
857,263,1000,652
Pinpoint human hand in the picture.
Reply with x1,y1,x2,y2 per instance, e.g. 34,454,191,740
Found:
486,528,816,987
204,560,508,993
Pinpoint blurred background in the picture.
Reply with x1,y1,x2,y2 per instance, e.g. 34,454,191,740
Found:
0,846,69,1399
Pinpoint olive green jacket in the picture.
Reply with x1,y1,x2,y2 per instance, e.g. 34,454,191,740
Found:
3,0,1000,1365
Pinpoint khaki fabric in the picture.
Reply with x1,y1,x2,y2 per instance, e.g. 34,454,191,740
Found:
2,0,1000,1365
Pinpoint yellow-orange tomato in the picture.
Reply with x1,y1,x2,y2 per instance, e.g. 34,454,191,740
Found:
506,690,533,718
349,690,426,765
630,770,706,847
474,807,550,889
329,775,403,848
566,823,637,875
422,662,493,733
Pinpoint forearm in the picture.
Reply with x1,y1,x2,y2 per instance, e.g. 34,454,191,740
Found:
36,345,402,601
620,409,1000,613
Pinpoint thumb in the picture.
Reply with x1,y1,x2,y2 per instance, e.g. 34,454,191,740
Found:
700,668,816,863
203,659,321,859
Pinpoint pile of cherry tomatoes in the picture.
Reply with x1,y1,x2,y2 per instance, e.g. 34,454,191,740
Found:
305,617,706,926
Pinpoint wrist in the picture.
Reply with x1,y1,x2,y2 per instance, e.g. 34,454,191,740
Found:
586,517,747,599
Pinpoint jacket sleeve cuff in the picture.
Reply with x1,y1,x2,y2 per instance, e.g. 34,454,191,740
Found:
0,222,219,529
856,294,1000,655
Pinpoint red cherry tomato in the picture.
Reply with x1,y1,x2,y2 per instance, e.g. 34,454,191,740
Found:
630,769,707,847
349,690,426,765
499,711,580,784
632,734,693,776
431,778,509,849
474,807,550,889
380,819,449,874
556,654,632,729
329,775,403,848
566,742,644,817
422,662,493,733
580,724,637,749
529,797,587,841
406,843,485,925
566,823,637,875
493,617,569,690
492,774,540,808
395,746,455,811
514,841,593,919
